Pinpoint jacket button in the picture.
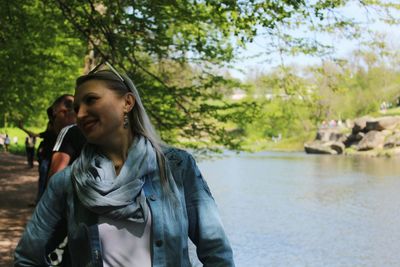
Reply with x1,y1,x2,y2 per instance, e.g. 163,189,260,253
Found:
94,249,99,260
149,195,157,201
49,252,58,261
155,240,163,247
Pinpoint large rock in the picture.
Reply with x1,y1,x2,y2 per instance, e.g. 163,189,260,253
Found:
352,116,372,134
357,130,387,151
384,131,400,148
304,141,344,155
365,116,400,132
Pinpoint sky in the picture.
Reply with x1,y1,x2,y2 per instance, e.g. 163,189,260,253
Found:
228,2,400,81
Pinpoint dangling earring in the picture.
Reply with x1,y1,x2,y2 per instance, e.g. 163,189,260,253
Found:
123,113,129,129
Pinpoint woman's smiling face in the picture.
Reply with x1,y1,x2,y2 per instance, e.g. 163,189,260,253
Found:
74,80,128,145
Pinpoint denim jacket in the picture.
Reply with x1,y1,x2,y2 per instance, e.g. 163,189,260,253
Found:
14,148,234,267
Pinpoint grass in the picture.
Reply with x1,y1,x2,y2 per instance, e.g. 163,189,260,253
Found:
369,107,400,117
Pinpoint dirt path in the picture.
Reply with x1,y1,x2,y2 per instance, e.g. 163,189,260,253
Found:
0,152,38,266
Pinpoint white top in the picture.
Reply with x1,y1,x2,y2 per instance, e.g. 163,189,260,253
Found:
98,209,152,267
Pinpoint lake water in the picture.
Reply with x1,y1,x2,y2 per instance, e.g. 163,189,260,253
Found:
193,152,400,267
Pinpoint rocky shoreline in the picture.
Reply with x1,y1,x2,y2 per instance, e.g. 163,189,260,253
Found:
304,116,400,157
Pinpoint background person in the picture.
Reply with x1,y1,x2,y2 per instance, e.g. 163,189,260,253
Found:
35,107,58,201
24,135,36,168
51,94,76,134
18,106,57,202
45,95,86,266
18,94,75,171
15,63,234,267
4,134,10,152
47,94,85,183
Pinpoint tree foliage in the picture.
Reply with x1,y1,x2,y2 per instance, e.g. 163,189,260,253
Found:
311,34,400,120
0,0,85,126
244,65,320,143
1,0,400,150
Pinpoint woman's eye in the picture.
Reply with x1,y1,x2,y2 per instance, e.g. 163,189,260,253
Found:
85,96,97,104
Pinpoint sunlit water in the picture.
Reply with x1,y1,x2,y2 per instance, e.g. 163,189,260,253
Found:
190,152,400,267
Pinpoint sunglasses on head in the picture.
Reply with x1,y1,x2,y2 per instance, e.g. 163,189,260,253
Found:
89,60,126,82
87,60,137,93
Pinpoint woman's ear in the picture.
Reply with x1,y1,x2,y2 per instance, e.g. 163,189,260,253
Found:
124,93,136,113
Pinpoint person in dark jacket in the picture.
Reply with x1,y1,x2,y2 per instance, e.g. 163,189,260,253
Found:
19,107,57,202
35,107,57,201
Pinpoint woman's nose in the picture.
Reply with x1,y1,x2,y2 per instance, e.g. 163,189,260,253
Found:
76,105,87,119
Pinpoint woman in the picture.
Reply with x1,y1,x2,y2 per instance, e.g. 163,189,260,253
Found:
14,62,234,267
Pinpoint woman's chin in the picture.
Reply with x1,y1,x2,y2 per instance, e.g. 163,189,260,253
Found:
84,134,99,145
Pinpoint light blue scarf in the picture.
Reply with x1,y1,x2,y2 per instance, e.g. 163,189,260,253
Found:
72,136,157,223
